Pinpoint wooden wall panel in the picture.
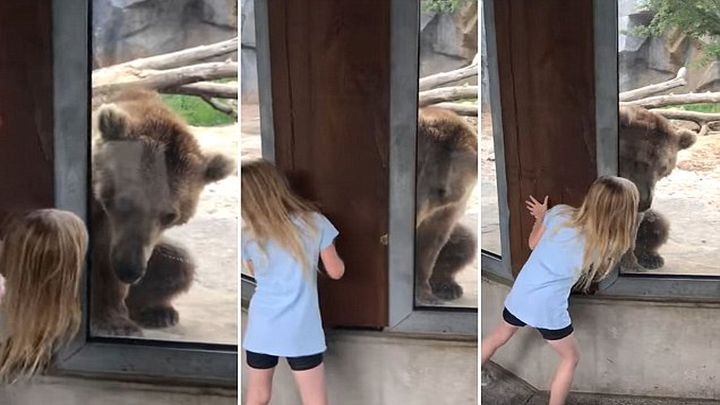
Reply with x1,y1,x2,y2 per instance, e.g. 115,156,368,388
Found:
494,0,597,276
0,1,54,231
267,0,390,327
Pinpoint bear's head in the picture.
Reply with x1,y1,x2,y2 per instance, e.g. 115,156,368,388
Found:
619,105,696,212
416,107,478,224
92,102,235,284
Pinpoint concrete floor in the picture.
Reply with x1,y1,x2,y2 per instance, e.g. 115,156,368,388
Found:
482,362,719,405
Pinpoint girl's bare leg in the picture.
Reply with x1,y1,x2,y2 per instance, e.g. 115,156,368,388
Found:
292,363,328,405
481,321,520,364
245,366,275,405
546,333,580,405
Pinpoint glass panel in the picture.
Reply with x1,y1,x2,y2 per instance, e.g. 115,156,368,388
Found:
618,1,720,275
415,0,479,308
480,1,501,258
90,0,239,343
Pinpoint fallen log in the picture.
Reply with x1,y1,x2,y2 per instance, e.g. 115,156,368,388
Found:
622,91,720,109
168,81,238,99
93,62,238,97
619,67,687,102
418,85,478,107
419,55,478,91
96,37,238,71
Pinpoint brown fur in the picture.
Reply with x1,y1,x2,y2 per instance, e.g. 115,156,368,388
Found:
415,107,478,303
90,89,235,336
619,105,695,270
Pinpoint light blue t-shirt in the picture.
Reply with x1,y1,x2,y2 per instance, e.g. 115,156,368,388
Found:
242,212,339,357
504,205,585,330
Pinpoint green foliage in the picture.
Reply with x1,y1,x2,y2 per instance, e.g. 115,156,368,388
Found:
635,0,720,64
671,102,720,113
421,0,475,14
161,95,234,127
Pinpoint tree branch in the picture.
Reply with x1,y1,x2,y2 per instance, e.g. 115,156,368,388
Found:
619,67,687,101
96,37,238,71
419,56,478,91
622,91,720,109
418,86,478,107
92,62,238,97
165,82,238,99
651,108,720,125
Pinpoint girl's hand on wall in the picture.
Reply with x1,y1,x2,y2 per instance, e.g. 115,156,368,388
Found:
526,195,549,222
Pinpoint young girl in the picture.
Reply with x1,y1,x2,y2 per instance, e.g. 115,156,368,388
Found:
241,159,345,405
0,209,88,382
481,176,639,405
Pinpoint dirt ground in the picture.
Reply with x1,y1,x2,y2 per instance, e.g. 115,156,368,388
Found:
480,109,720,276
141,124,239,344
241,104,478,308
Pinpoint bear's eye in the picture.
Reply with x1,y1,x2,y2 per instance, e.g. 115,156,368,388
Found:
160,211,178,226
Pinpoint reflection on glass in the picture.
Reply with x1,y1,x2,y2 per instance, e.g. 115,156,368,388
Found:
90,0,239,344
618,1,720,275
479,6,501,257
415,0,479,308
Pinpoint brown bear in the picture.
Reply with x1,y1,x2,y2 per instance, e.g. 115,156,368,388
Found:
619,105,696,270
416,107,478,303
90,88,235,336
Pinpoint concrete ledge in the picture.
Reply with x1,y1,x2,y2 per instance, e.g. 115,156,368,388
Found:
482,276,720,400
0,375,236,405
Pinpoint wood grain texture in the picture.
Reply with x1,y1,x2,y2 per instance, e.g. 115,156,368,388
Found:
268,0,391,327
494,0,597,276
0,1,54,231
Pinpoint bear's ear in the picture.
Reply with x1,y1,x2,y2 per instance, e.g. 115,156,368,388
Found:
676,128,697,150
97,104,129,141
203,153,236,184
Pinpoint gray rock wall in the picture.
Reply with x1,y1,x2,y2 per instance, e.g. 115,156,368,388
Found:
619,0,720,93
92,0,237,68
240,0,257,103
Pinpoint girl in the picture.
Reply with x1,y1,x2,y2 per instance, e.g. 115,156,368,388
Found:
481,176,639,405
241,159,345,405
0,209,88,382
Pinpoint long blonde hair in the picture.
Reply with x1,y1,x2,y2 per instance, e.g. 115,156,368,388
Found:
0,209,88,382
561,176,639,292
241,159,318,277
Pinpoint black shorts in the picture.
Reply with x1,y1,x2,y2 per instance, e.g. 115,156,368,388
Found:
503,308,573,341
245,350,323,371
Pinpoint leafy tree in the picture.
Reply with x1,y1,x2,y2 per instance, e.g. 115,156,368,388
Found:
421,0,475,14
635,0,720,64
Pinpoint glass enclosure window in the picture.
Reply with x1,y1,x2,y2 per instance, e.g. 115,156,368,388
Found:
617,1,720,275
480,1,501,258
90,0,238,344
415,0,479,308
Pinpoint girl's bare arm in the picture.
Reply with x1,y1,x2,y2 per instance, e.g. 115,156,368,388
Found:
320,244,345,280
528,219,546,250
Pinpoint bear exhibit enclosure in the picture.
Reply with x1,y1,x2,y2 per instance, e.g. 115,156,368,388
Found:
90,0,238,344
483,0,720,277
241,1,479,310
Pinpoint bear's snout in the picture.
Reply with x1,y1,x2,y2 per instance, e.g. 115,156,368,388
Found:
111,247,147,284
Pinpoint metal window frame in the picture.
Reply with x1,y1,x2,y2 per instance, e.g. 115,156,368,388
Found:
50,0,237,386
242,0,476,336
479,0,513,283
386,0,476,336
591,0,720,300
